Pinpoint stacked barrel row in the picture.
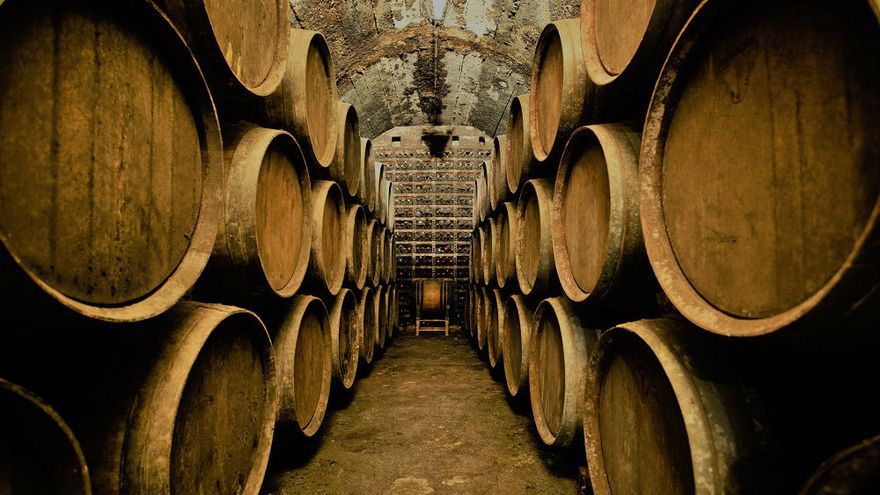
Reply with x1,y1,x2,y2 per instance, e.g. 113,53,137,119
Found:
469,0,880,493
0,1,396,493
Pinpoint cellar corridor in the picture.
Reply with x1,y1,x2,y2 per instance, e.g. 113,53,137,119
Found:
261,334,584,495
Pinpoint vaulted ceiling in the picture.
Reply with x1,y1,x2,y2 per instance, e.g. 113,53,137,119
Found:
290,0,579,138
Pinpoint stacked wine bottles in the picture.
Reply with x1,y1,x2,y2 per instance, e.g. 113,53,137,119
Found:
0,1,397,493
467,1,880,493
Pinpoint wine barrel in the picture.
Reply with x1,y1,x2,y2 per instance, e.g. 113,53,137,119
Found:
466,286,476,339
640,0,880,337
584,318,770,494
358,288,377,364
580,0,697,118
494,202,518,289
387,185,396,233
361,138,377,213
420,280,445,319
372,285,387,350
502,295,533,397
155,0,289,102
0,0,222,323
328,288,360,390
382,228,393,283
309,180,346,295
800,435,880,495
529,297,596,447
259,30,338,169
378,176,390,226
479,162,492,220
332,102,362,197
553,124,646,306
389,237,398,282
471,229,483,285
472,181,481,230
481,222,496,287
373,161,385,218
203,125,311,299
506,93,536,195
530,19,595,164
345,204,368,290
366,219,382,287
486,289,505,369
516,179,557,296
476,287,492,352
275,295,331,438
0,379,91,495
490,135,509,210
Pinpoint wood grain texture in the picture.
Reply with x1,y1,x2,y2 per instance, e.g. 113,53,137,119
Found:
640,0,880,336
366,219,382,287
491,135,510,209
357,287,378,363
515,179,556,296
0,0,222,322
528,297,595,447
494,202,518,289
344,204,368,290
328,288,360,390
0,379,91,495
308,181,346,295
361,138,376,212
502,294,533,397
506,93,536,195
275,295,331,438
486,288,506,369
332,102,362,197
157,0,288,100
482,220,496,286
259,30,337,168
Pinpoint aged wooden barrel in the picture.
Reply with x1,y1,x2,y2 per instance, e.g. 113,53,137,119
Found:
275,296,331,439
345,204,368,290
502,295,533,397
584,318,771,495
332,102,362,197
553,124,646,307
260,29,337,169
309,180,346,295
361,138,377,213
357,288,378,364
529,297,596,447
387,186,396,233
374,162,386,220
479,162,492,220
366,219,382,287
494,202,518,289
640,0,880,337
530,19,595,164
471,230,483,285
481,222,496,287
491,135,509,210
378,177,391,226
486,289,505,369
580,0,697,119
155,0,289,102
0,0,222,322
203,125,311,299
328,288,360,390
382,228,393,283
506,93,536,195
472,182,481,230
476,287,492,352
800,435,880,495
516,179,556,296
372,285,387,350
0,379,91,495
420,280,445,319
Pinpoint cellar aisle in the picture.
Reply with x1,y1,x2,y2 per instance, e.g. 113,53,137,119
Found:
261,333,585,495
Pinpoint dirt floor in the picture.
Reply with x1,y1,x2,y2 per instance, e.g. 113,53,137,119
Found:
262,331,588,495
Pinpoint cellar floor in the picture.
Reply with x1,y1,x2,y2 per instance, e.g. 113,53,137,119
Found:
261,331,586,495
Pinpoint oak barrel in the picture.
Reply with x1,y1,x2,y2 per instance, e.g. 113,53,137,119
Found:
361,138,376,212
357,287,378,364
0,0,222,322
481,222,496,287
506,93,536,195
584,318,771,494
494,202,518,289
308,180,346,295
490,135,509,210
204,125,311,299
471,229,483,285
155,0,289,101
553,124,646,306
260,30,338,169
366,219,382,287
328,288,360,390
0,378,91,495
332,102,362,197
377,285,390,349
516,179,557,296
579,0,697,118
640,0,880,337
275,295,332,439
486,289,505,369
530,19,595,164
800,435,880,495
476,287,491,352
529,297,596,447
345,204,368,290
502,295,533,397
